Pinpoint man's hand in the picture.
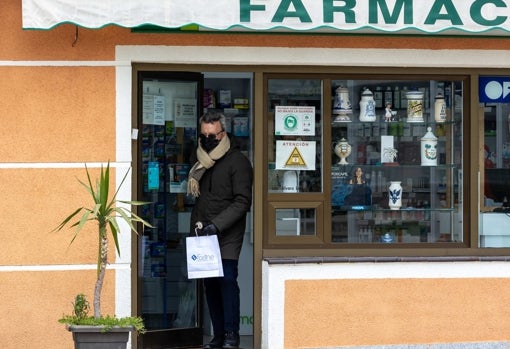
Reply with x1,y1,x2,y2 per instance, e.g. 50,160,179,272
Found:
202,223,219,236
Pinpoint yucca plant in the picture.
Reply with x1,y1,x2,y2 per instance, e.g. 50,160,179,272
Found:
54,162,152,325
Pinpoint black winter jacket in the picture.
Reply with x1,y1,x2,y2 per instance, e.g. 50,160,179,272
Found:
190,136,253,260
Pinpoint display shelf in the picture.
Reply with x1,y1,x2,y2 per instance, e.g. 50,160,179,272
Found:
332,206,455,213
331,119,456,126
332,163,455,169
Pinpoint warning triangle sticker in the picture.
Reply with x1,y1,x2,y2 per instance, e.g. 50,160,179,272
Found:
285,147,307,167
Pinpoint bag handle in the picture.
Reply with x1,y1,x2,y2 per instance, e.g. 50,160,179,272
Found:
194,221,203,237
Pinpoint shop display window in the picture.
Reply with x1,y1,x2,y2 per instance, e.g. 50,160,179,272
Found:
480,101,510,247
265,75,464,246
482,103,510,208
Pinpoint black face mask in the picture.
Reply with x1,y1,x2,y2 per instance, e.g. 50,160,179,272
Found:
200,134,220,152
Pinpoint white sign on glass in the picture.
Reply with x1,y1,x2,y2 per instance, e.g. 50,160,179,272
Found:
174,98,197,128
275,106,315,136
143,94,166,125
275,140,316,171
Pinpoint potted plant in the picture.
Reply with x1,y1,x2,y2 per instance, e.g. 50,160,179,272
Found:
54,162,152,349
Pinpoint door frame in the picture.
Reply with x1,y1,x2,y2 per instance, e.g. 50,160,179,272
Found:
128,59,263,349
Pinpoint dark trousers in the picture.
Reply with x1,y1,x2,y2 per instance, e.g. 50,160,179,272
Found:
204,258,240,335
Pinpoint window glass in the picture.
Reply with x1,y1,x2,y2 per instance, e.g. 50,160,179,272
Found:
480,102,510,247
275,208,316,236
267,79,323,193
483,103,510,206
331,79,463,245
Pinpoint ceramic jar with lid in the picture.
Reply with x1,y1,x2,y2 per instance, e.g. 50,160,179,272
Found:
334,138,352,165
333,86,352,122
406,90,424,122
434,93,447,122
359,88,376,122
421,127,438,166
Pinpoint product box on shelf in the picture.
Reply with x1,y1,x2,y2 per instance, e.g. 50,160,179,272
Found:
169,163,191,193
233,116,249,137
219,89,232,108
203,88,215,108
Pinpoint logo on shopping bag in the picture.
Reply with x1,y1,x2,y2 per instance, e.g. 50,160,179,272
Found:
191,254,216,262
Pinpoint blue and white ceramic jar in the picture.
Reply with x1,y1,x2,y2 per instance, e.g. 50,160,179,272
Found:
388,181,402,210
359,88,376,122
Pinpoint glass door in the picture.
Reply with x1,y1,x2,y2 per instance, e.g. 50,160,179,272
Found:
137,71,203,348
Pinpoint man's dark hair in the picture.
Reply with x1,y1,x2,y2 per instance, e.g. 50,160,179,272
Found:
200,110,226,131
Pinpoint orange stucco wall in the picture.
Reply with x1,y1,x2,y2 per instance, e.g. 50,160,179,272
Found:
1,3,127,349
285,278,510,348
0,167,118,349
0,270,114,349
0,168,114,266
0,66,115,163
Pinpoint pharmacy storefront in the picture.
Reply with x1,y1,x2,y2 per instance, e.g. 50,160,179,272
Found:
20,1,510,349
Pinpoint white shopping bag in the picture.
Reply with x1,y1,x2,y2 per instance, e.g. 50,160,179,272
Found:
186,234,224,279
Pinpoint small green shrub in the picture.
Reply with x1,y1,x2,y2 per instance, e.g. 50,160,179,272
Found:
72,293,90,319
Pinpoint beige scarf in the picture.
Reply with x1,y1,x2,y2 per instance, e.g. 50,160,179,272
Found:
187,135,230,197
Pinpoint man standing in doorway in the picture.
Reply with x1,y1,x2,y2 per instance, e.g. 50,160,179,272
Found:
188,111,253,349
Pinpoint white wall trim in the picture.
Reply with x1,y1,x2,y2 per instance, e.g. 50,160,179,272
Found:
0,263,130,272
0,162,130,169
0,61,121,67
117,45,510,69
